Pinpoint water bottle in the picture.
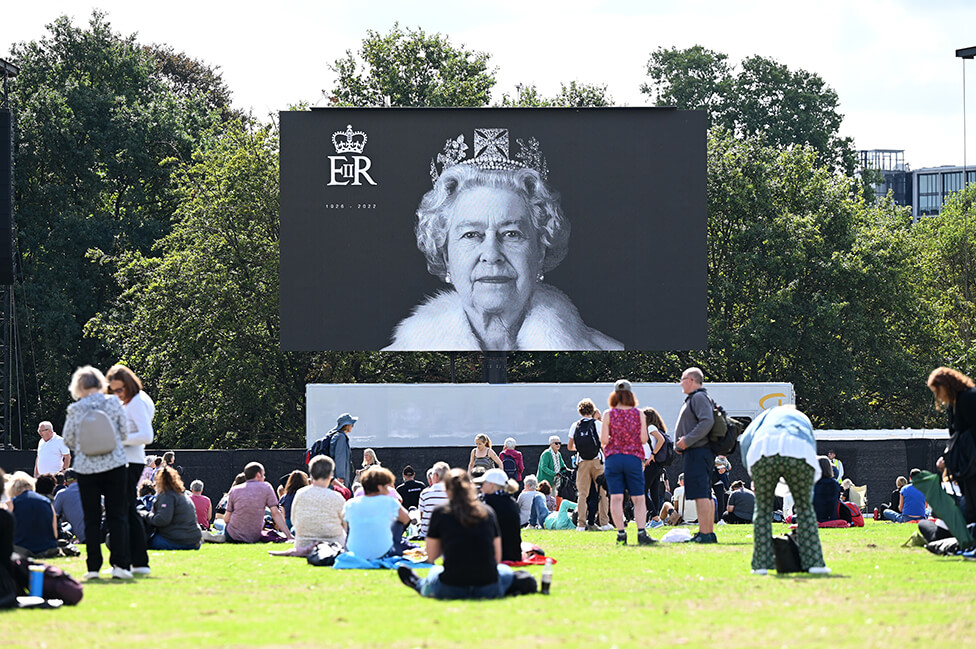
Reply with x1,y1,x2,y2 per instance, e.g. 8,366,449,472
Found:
29,565,45,597
540,557,553,595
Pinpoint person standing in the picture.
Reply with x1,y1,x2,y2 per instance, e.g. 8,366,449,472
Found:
739,405,829,574
310,413,356,486
601,379,654,546
674,367,717,543
62,365,133,580
34,421,70,477
928,367,976,524
827,450,844,482
536,436,567,494
106,365,154,575
567,398,612,531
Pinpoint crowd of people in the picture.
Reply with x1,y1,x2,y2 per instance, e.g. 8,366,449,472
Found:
3,364,976,605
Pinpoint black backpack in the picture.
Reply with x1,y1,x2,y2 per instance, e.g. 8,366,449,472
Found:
654,430,676,466
705,398,744,456
305,431,337,465
502,455,519,480
573,418,601,460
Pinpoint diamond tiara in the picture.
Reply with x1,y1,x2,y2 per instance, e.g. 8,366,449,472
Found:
429,128,548,184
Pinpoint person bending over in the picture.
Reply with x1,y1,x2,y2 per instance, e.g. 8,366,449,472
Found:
397,469,515,599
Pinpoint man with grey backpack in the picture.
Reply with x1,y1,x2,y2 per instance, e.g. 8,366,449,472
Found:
61,366,133,581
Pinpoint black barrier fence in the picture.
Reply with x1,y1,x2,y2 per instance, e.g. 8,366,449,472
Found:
0,438,949,513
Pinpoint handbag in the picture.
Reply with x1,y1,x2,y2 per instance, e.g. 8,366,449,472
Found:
772,532,802,573
945,429,976,480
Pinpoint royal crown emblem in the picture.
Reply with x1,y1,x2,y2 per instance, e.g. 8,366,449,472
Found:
430,128,548,184
332,124,367,155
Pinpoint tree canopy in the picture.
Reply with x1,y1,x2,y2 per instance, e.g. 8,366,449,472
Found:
642,46,856,173
10,12,222,429
328,24,496,107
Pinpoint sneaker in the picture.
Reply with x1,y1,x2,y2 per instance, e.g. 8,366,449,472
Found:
751,568,768,576
585,523,600,531
646,519,665,530
599,523,616,532
397,565,422,593
83,571,100,580
616,530,627,546
808,566,832,575
637,530,656,546
576,526,587,532
691,532,718,544
111,566,134,580
131,566,151,576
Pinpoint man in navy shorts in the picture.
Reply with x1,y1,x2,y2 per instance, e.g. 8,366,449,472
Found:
674,367,717,543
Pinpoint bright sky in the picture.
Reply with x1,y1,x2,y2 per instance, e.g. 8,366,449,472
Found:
3,0,975,170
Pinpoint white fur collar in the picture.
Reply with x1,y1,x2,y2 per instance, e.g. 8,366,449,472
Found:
383,283,623,351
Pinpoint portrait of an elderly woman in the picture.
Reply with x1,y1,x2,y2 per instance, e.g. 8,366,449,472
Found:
383,128,622,352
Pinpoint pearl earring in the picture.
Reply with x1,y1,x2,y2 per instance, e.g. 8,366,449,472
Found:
445,273,452,284
537,273,544,282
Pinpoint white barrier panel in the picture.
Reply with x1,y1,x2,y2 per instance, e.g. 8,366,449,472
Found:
306,382,794,448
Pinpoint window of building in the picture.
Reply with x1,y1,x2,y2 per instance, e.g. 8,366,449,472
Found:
944,171,964,194
918,173,941,216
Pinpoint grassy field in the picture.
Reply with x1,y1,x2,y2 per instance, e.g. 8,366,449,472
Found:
2,519,974,649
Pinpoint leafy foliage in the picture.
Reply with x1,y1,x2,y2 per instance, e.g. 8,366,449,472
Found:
88,122,306,448
642,46,855,173
327,24,496,107
498,81,613,107
10,12,220,429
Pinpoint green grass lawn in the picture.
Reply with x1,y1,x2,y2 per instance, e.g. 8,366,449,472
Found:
3,520,974,649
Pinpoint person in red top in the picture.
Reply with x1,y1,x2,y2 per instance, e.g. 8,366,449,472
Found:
600,379,654,546
189,480,212,529
498,438,525,481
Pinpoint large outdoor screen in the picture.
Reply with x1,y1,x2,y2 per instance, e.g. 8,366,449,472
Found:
279,108,706,352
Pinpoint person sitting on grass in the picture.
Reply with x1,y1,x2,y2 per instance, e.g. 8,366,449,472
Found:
516,474,549,528
142,467,202,550
538,480,557,512
278,470,308,531
189,480,212,530
877,476,908,520
882,468,927,523
224,463,292,543
397,469,515,599
291,455,347,550
7,472,59,558
813,457,842,523
722,481,755,524
476,468,522,562
342,466,410,560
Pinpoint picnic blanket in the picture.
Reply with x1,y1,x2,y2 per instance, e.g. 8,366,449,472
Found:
333,553,435,570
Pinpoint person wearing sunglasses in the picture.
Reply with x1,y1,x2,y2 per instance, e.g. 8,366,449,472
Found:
536,436,567,495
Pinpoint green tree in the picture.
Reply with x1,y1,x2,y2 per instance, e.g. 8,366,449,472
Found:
89,121,306,448
328,24,495,107
146,43,241,122
10,12,220,428
700,131,936,426
913,184,976,371
642,46,855,173
499,81,613,107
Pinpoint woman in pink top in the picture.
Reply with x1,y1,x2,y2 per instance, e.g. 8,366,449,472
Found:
600,379,653,546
